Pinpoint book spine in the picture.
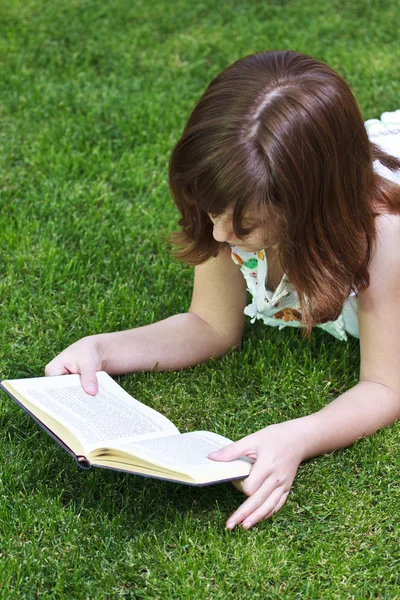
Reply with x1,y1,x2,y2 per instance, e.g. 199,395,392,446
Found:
76,456,91,469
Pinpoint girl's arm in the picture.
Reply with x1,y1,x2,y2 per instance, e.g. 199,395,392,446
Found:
210,213,400,529
300,212,400,456
45,245,247,393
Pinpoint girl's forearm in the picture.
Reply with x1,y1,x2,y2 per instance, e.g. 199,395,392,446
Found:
292,381,400,461
93,312,238,375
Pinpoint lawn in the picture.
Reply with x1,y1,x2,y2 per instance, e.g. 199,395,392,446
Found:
0,0,399,597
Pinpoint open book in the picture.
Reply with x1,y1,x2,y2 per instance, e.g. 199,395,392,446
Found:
1,372,252,485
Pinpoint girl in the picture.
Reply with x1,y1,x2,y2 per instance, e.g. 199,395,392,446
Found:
45,50,400,530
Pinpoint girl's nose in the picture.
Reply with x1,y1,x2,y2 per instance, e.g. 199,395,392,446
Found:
210,215,234,243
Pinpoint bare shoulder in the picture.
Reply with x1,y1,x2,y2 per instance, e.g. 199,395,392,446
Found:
189,244,247,345
358,213,400,391
375,212,400,238
365,213,400,295
191,243,247,301
195,243,244,273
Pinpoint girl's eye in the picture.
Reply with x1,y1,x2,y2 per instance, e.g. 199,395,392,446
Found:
243,221,257,229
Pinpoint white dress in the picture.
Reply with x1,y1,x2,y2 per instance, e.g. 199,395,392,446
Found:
231,111,400,341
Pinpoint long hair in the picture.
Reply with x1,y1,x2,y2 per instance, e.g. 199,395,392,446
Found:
169,50,400,337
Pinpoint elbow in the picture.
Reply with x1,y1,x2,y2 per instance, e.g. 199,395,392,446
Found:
219,337,242,358
205,326,243,359
216,328,244,357
229,331,244,350
187,311,244,357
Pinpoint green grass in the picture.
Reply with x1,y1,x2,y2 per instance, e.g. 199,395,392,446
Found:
0,0,399,597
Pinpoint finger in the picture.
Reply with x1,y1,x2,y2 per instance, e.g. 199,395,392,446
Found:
45,360,70,377
241,490,289,529
267,491,289,519
239,458,273,496
226,474,278,529
79,363,99,396
208,438,253,462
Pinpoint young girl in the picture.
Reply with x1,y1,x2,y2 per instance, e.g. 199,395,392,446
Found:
45,50,400,530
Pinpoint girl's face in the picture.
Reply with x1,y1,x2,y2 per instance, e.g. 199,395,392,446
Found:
208,209,280,252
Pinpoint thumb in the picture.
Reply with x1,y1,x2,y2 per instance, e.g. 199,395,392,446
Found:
208,438,250,462
79,363,99,396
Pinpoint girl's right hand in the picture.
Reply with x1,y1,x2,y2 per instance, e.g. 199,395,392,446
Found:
44,336,103,396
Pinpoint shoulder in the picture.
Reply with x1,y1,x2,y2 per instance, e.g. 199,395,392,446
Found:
192,244,246,299
375,212,400,238
190,244,247,346
357,213,400,392
195,243,241,275
365,213,400,298
375,212,400,256
357,212,400,329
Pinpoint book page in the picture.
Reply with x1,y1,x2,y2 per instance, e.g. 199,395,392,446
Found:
111,430,252,473
4,372,179,450
127,431,231,466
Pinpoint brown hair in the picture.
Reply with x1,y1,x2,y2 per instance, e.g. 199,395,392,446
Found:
169,50,400,337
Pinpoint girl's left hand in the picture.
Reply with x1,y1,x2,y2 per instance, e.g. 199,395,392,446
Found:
208,421,306,529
